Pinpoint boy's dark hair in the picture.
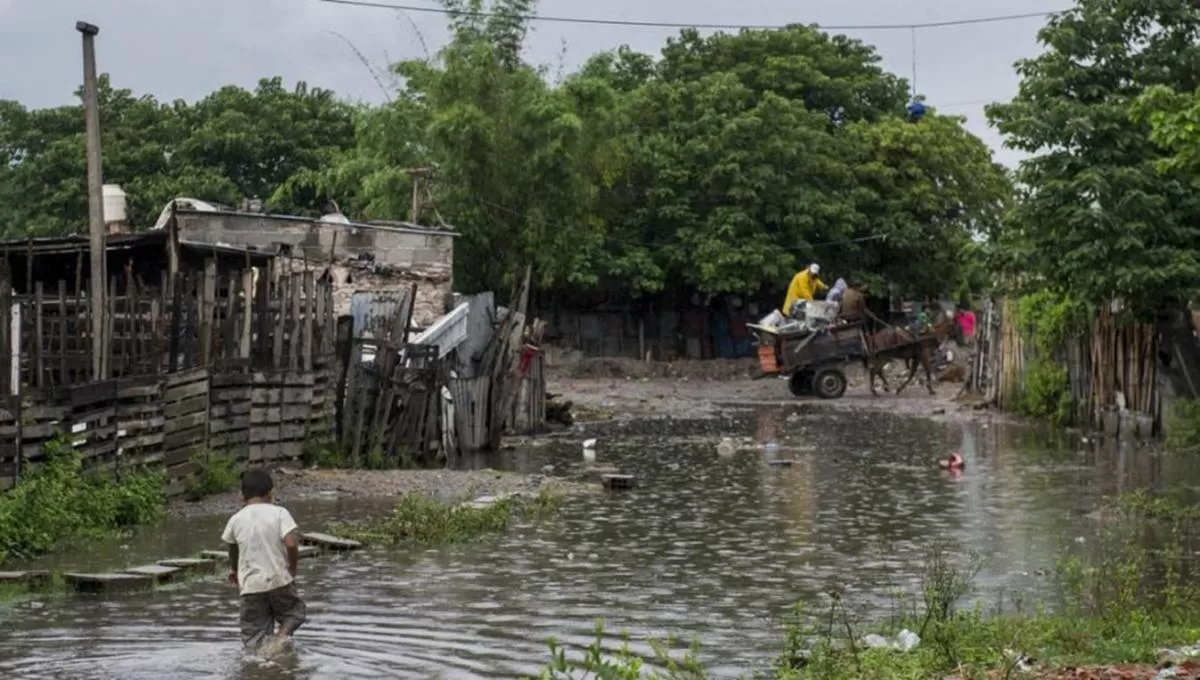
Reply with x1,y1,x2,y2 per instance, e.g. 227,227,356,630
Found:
242,468,274,500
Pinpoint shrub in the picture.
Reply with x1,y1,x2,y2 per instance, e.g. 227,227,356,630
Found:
1020,358,1073,425
184,450,241,500
0,437,164,565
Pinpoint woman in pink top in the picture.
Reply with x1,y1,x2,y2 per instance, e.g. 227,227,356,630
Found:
955,302,976,345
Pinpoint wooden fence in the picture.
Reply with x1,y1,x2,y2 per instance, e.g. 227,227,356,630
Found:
970,298,1161,437
0,257,339,493
0,255,550,493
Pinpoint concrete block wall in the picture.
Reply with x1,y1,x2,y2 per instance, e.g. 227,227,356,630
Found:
174,211,454,272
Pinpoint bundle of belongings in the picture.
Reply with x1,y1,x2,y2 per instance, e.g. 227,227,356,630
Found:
756,300,840,337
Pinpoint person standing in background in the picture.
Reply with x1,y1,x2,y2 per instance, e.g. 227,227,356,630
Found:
955,300,977,346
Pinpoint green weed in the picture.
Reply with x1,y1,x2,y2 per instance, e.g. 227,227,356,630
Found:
0,437,164,566
183,450,240,500
334,488,562,547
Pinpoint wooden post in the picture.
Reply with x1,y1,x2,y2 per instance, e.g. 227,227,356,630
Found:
199,258,217,366
289,272,301,371
34,282,44,388
57,280,67,386
104,275,116,379
302,271,314,372
0,263,10,396
222,272,238,361
240,268,253,359
272,262,286,369
167,273,182,373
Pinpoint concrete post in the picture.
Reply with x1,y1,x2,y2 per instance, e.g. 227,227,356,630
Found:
78,20,106,380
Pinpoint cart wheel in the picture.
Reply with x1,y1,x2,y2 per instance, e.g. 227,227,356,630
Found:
788,371,814,398
813,367,848,399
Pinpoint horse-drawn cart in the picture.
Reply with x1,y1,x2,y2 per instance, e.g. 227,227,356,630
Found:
750,322,868,399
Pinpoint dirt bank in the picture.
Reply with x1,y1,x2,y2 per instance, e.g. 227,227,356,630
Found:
168,468,577,519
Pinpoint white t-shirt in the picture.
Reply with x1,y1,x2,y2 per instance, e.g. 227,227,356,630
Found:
221,503,299,596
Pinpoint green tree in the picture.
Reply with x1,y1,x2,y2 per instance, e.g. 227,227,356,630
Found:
986,0,1200,314
1135,84,1200,179
0,76,356,236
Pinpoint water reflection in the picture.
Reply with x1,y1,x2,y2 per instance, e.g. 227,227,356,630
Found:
1,406,1196,679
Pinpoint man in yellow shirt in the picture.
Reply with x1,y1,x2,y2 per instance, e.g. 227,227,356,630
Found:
783,263,827,316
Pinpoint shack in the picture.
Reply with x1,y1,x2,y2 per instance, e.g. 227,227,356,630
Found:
166,204,457,331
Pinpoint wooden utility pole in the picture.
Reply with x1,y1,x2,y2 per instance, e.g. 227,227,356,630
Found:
404,167,431,225
78,20,106,380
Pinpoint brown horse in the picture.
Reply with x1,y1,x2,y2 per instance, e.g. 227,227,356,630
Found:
863,318,957,396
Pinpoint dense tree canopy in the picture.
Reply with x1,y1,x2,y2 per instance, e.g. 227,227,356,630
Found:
1,0,1011,304
0,77,355,236
986,0,1200,315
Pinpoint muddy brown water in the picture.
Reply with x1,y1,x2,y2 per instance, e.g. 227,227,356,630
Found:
0,406,1195,679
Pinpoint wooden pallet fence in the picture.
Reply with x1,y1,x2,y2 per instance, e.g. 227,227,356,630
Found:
209,370,252,462
115,375,165,467
162,367,210,491
68,379,119,465
508,350,545,435
250,370,312,464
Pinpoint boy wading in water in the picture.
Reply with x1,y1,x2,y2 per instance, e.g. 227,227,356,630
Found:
222,469,306,653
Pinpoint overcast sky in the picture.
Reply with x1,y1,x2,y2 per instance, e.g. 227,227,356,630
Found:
0,0,1066,167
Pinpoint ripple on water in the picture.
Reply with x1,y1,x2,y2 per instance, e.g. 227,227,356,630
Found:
1,409,1196,678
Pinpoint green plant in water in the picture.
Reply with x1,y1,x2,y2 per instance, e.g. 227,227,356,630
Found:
334,487,562,547
1164,397,1200,454
0,436,164,566
533,619,706,680
184,450,240,500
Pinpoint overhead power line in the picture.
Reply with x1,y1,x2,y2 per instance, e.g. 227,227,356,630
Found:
312,0,1068,32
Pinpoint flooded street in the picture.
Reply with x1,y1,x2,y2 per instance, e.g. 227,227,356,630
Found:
0,404,1192,679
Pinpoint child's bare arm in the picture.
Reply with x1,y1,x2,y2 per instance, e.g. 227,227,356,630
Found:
227,543,239,585
283,530,300,577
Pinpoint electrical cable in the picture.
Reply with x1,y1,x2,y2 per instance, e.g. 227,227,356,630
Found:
310,0,1068,32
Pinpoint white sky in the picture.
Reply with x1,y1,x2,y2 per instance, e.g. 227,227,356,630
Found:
0,0,1064,167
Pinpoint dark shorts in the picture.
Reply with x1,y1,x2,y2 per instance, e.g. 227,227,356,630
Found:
239,582,306,648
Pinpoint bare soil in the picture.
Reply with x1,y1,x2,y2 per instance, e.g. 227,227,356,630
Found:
548,357,1002,425
168,468,575,519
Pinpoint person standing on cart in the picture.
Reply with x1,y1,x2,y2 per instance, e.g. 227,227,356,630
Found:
782,263,827,318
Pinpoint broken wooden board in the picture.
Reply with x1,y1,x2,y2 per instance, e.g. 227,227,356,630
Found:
64,572,155,594
123,564,181,584
300,532,363,552
157,558,218,575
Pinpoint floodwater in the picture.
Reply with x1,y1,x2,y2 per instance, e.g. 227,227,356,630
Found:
0,405,1195,679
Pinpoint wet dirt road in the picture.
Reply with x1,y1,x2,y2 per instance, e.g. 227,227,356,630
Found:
0,402,1191,679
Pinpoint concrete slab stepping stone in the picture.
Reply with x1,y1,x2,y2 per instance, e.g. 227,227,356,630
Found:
157,558,217,575
300,532,362,552
123,564,181,584
64,573,155,594
0,570,51,588
199,550,228,562
601,474,636,490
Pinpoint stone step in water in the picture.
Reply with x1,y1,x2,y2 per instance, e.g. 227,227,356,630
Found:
200,546,321,563
601,474,636,491
157,558,218,575
123,565,181,584
0,570,51,588
64,572,155,594
300,532,363,552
